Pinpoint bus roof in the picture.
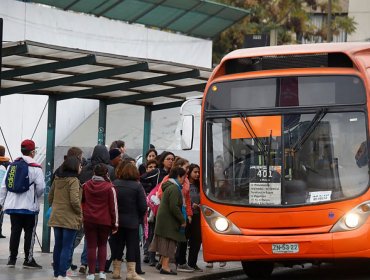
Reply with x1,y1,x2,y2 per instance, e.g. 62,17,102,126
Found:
222,42,370,62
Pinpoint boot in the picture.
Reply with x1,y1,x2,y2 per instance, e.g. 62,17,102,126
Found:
112,260,122,279
148,252,157,267
126,262,144,280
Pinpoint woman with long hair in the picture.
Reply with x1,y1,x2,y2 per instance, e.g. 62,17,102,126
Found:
48,156,83,280
187,164,203,271
138,148,158,175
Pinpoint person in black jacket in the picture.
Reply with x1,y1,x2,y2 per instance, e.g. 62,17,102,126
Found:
111,161,147,280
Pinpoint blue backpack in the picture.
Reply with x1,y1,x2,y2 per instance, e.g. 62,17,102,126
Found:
5,158,41,193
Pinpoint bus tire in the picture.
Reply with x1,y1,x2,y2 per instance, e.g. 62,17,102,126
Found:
241,261,274,279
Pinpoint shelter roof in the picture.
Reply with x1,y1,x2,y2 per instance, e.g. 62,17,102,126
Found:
22,0,249,39
1,40,211,110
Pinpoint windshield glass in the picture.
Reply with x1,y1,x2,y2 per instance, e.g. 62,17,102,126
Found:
204,112,369,206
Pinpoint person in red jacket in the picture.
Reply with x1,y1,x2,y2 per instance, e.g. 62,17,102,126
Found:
82,164,118,280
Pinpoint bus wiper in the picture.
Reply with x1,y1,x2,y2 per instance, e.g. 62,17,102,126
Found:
292,108,327,153
266,129,272,183
238,112,266,155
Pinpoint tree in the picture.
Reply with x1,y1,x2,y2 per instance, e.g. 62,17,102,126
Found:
213,0,357,64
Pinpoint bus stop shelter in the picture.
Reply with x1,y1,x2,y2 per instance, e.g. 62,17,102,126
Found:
0,0,249,252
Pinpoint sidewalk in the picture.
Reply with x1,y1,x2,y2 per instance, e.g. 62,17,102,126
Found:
0,211,244,280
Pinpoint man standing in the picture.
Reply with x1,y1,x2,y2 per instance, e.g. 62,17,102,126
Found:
0,145,11,238
0,139,45,268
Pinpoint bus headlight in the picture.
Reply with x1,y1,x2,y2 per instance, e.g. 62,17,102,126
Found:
201,206,241,235
344,213,360,228
331,201,370,233
215,217,229,232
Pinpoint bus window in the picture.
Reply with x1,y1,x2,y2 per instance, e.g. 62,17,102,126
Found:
204,112,368,206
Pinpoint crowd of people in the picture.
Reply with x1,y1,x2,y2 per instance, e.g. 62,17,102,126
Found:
0,139,221,280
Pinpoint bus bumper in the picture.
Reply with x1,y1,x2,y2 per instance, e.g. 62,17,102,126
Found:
202,222,370,262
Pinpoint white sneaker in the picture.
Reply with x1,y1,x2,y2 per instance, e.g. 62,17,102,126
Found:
219,262,226,267
57,276,73,280
86,274,95,280
99,272,106,279
66,269,79,277
206,262,213,268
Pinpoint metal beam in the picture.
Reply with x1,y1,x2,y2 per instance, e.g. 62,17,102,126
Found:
105,83,205,105
98,100,107,145
142,106,152,161
149,101,184,111
42,96,57,253
1,62,147,96
2,55,96,80
57,69,200,101
2,42,28,57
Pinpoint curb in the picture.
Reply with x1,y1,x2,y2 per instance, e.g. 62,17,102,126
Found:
188,268,245,280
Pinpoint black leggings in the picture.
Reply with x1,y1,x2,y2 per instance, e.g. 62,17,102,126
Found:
9,214,38,262
110,227,139,262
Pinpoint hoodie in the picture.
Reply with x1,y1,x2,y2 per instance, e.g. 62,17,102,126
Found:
82,176,118,229
79,145,114,184
1,156,45,215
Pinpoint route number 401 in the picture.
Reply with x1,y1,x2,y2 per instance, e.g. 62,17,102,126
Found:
257,169,273,178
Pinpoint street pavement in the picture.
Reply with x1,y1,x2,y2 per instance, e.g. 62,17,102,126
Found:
0,207,243,280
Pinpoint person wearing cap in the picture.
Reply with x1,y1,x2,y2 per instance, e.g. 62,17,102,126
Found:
0,139,45,269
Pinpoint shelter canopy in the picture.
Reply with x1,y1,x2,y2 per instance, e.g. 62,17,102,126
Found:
22,0,249,39
1,41,211,110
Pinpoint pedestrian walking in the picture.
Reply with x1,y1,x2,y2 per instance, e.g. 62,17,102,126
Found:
48,155,83,280
82,163,118,280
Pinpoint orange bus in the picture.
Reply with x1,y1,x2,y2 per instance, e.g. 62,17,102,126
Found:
182,42,370,278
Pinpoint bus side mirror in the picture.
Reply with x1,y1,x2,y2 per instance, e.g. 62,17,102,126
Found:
181,115,194,150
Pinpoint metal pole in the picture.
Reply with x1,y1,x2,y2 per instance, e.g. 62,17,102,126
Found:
98,100,107,145
327,0,332,42
142,106,152,162
42,96,57,253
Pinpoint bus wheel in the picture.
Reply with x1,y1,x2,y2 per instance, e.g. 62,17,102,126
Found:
241,261,274,279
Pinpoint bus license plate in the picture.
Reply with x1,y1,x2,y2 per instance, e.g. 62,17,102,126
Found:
272,243,299,254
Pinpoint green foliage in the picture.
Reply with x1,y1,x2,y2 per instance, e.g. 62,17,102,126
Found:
212,0,357,65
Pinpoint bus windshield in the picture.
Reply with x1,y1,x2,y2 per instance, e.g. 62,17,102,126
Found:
204,111,369,207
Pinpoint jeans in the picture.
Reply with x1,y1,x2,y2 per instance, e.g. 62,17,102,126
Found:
81,240,87,265
53,227,77,277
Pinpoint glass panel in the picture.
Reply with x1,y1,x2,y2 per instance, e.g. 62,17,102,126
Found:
204,112,369,206
205,76,365,110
